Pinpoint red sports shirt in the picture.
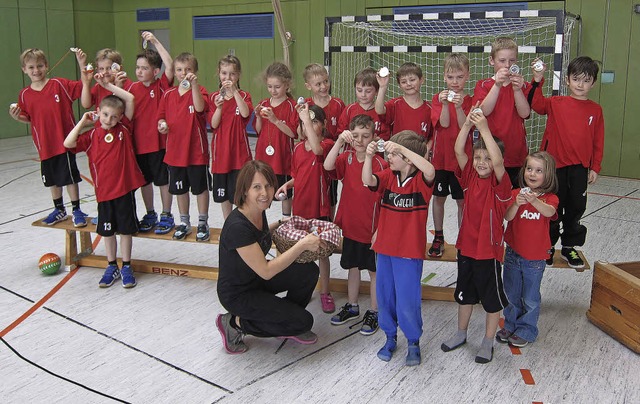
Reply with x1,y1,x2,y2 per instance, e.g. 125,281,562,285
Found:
254,97,299,175
337,103,391,141
157,86,209,167
75,119,145,202
126,74,172,154
305,96,345,140
472,78,532,168
291,139,335,219
430,94,473,171
332,151,387,243
379,96,432,139
370,168,434,259
207,90,254,173
90,78,134,109
531,80,605,172
18,78,82,160
505,189,559,260
455,162,513,261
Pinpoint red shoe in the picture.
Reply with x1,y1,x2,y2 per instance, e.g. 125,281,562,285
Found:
320,293,335,313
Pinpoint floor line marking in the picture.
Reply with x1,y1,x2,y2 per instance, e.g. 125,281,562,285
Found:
588,191,640,201
520,368,535,385
0,267,80,338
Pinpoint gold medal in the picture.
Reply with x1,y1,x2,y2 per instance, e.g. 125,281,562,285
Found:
105,133,114,143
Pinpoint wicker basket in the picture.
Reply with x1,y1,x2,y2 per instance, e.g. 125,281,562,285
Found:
272,217,340,263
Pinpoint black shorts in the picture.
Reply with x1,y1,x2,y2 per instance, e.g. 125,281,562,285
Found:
212,170,240,203
454,252,508,313
274,174,293,200
167,165,212,195
41,152,82,187
433,169,463,199
505,167,521,189
97,191,139,236
329,179,338,206
136,150,169,186
340,237,376,272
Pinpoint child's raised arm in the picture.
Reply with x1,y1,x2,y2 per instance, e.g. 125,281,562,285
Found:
186,73,205,113
324,130,351,171
374,72,390,115
384,141,435,183
455,105,477,170
75,49,94,109
471,109,506,183
362,141,379,187
96,73,135,120
64,111,94,148
142,31,173,82
297,103,322,155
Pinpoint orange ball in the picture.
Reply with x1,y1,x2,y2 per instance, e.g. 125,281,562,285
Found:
38,253,61,275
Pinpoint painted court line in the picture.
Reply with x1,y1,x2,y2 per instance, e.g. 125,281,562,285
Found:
520,369,535,385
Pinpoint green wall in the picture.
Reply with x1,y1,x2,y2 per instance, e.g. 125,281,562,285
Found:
2,0,638,179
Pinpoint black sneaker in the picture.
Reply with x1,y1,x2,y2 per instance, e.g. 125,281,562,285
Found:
546,247,555,266
360,310,379,336
330,303,359,325
428,237,445,258
561,247,585,269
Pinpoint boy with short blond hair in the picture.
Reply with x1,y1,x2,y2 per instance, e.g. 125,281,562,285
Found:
337,68,390,140
9,48,88,227
65,75,145,288
473,37,532,185
302,63,345,140
126,31,175,234
428,53,473,258
362,130,435,366
375,62,432,139
79,48,133,110
157,52,211,242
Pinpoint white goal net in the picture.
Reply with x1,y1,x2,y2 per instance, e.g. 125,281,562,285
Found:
325,10,577,150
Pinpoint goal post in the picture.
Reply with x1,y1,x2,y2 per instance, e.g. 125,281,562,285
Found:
324,9,577,149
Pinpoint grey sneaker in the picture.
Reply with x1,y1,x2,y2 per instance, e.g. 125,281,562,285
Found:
279,330,318,345
496,328,512,343
216,313,247,354
172,223,191,240
508,334,529,348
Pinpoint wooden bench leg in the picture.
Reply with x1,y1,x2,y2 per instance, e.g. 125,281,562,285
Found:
65,229,78,270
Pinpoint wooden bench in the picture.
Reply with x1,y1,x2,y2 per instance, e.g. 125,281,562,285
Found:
32,217,465,302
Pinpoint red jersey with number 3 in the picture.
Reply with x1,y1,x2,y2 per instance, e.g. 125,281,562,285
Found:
337,103,390,141
126,74,172,154
291,139,335,219
332,151,388,243
75,119,145,202
472,78,532,168
158,86,209,167
305,97,345,140
505,189,559,260
254,97,299,175
430,93,473,171
208,90,254,173
379,97,432,139
18,78,82,160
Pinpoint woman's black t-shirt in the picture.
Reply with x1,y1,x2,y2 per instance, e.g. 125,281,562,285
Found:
217,208,271,304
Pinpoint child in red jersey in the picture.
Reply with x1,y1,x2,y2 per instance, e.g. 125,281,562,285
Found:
428,53,473,258
126,31,175,234
473,37,532,185
276,104,335,313
441,107,512,364
303,63,345,218
157,52,211,242
79,48,133,111
208,55,254,220
9,49,88,227
324,114,388,335
65,77,145,288
337,68,390,141
530,56,604,269
362,131,435,366
497,151,559,348
254,62,299,219
375,62,432,139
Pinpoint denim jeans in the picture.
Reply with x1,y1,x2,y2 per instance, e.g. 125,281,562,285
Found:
503,246,546,342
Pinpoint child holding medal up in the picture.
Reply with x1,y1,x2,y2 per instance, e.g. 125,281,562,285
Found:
254,62,299,220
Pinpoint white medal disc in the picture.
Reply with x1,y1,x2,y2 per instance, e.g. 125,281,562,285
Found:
142,39,148,50
347,154,353,165
180,79,191,89
265,145,275,156
105,133,114,143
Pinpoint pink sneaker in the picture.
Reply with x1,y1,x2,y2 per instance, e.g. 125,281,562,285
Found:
320,293,335,313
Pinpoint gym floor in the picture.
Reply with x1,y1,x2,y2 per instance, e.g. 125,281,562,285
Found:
1,134,638,404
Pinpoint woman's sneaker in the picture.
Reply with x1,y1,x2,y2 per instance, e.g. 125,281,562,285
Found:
360,310,379,335
331,303,359,325
216,313,248,354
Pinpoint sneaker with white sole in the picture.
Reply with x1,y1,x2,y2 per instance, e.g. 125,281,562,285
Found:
360,310,379,336
196,224,210,242
99,264,120,288
121,265,137,288
561,247,585,269
330,303,359,325
508,333,529,348
495,328,512,343
428,237,445,258
43,208,68,225
72,209,88,228
172,223,191,240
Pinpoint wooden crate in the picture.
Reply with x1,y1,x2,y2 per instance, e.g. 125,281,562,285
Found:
586,261,640,354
